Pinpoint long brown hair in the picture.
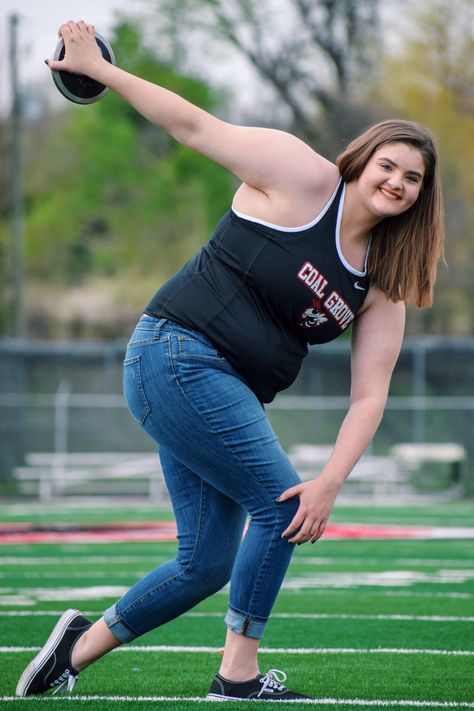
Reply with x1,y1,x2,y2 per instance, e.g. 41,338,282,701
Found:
336,119,444,307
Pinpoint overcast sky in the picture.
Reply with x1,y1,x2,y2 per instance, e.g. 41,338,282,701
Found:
0,0,140,114
0,0,270,122
0,0,405,119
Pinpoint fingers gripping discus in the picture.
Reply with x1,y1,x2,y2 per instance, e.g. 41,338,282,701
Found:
51,33,115,104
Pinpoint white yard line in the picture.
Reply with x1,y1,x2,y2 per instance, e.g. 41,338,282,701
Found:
223,590,474,600
0,589,471,607
1,556,474,567
368,591,472,599
0,610,472,622
2,645,473,656
0,571,143,580
1,567,473,605
0,556,166,565
188,612,474,622
299,558,474,568
281,570,474,589
0,694,473,707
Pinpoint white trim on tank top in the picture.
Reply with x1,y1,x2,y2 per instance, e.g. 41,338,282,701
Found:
231,178,342,233
231,179,369,277
335,183,369,277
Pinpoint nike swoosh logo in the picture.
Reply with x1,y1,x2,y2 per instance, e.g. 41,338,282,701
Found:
354,281,365,291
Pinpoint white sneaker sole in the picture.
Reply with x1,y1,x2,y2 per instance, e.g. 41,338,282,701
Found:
207,693,284,702
15,608,81,697
207,693,307,702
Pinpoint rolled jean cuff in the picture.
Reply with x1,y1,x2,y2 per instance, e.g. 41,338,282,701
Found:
103,603,138,643
225,607,267,639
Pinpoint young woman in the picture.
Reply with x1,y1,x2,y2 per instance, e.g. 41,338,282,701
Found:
16,20,444,701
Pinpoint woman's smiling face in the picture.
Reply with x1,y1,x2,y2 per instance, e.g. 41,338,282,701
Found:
356,142,425,218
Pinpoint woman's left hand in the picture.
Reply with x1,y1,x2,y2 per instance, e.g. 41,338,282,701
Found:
277,475,341,544
48,21,104,77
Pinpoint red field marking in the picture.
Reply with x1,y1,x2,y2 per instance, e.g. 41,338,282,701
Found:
0,521,473,544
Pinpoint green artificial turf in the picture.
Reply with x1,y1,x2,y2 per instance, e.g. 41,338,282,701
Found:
1,502,473,710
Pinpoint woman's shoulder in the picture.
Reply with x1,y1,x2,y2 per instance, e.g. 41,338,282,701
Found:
232,152,341,228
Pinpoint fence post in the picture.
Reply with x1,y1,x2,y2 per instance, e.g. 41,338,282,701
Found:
42,380,72,503
412,344,427,442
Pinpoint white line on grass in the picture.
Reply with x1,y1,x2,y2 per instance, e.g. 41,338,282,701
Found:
224,590,474,600
170,590,474,600
2,645,473,656
0,590,471,607
281,570,474,589
1,694,473,707
2,556,474,567
5,571,143,580
373,591,471,599
2,569,473,603
122,646,474,656
299,558,474,568
188,613,474,623
0,557,162,565
1,610,473,622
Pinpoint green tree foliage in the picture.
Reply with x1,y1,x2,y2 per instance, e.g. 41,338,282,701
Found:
0,22,235,337
376,0,474,334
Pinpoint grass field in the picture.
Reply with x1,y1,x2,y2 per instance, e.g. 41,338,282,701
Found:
0,500,473,710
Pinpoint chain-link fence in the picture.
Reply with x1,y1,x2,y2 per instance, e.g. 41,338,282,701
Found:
1,336,473,498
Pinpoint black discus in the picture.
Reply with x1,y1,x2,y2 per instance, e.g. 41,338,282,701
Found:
50,33,115,104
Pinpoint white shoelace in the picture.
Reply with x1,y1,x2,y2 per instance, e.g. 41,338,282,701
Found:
52,673,78,695
258,668,287,697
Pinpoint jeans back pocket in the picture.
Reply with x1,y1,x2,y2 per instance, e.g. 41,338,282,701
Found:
123,354,151,425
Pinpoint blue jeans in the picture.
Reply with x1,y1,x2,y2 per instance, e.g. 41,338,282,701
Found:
103,316,300,641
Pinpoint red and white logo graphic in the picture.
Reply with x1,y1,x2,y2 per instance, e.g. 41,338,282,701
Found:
300,299,328,328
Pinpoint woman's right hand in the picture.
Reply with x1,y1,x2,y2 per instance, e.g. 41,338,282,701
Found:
47,21,105,78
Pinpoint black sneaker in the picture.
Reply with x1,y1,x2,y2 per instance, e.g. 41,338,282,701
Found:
207,668,312,701
16,609,92,696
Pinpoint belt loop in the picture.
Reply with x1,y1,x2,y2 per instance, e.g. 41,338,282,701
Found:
153,317,167,335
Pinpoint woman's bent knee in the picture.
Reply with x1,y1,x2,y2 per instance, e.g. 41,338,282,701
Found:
177,552,234,595
277,496,300,527
251,495,299,532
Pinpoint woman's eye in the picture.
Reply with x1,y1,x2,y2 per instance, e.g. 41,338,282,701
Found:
380,164,391,170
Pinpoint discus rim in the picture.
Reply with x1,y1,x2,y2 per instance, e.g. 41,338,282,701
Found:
51,32,116,105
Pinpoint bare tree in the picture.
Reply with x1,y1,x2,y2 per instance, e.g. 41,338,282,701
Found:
143,0,382,148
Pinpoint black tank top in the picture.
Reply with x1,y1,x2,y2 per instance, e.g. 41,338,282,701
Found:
146,179,370,402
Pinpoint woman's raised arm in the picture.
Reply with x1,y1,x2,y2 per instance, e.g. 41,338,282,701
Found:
48,21,337,199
